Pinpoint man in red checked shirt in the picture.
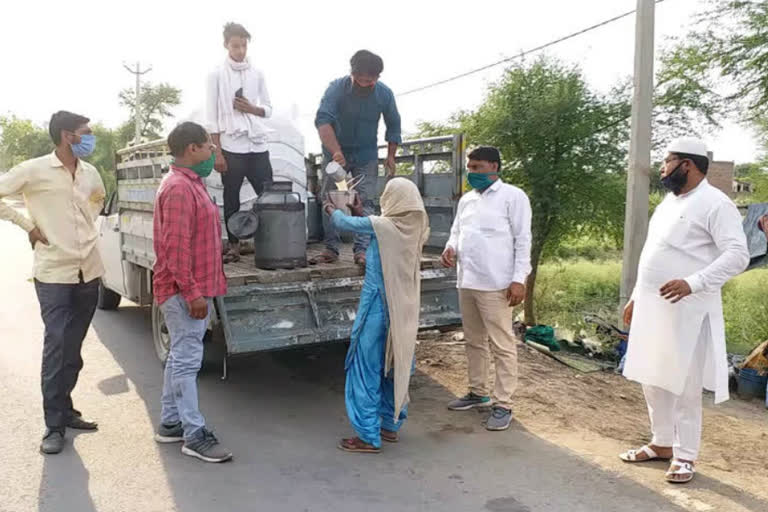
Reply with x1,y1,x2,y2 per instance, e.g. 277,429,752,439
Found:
151,122,232,463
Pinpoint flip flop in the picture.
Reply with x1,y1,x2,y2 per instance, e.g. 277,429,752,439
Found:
381,429,399,443
338,437,380,454
665,460,695,484
619,444,671,463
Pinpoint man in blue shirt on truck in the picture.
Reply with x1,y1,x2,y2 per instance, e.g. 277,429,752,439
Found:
311,49,402,267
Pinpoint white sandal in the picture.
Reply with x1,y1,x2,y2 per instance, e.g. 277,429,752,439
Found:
619,444,671,463
665,460,695,484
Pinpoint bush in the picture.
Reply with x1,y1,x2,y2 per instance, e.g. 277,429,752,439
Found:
532,258,765,355
722,269,768,355
532,260,621,335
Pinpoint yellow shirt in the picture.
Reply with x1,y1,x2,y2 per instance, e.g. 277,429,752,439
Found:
0,152,106,284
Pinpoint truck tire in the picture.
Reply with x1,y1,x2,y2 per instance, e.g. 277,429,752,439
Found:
97,281,122,310
152,301,219,369
151,301,171,365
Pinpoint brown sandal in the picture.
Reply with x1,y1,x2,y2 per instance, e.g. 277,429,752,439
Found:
354,253,366,267
308,250,339,265
338,437,380,454
381,429,399,443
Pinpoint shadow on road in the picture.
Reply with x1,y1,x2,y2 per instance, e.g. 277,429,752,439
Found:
88,304,695,512
38,437,97,512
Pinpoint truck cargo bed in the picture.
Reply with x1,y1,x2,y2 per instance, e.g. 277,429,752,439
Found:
224,242,444,286
218,242,457,354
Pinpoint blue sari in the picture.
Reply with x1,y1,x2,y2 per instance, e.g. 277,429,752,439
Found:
331,210,407,448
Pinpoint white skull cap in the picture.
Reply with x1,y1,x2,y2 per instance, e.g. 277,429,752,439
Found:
666,137,709,160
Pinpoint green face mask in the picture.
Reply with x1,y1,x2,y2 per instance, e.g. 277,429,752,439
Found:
467,172,498,190
188,152,216,178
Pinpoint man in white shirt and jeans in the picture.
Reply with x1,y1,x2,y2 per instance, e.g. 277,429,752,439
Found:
207,22,273,263
441,146,532,431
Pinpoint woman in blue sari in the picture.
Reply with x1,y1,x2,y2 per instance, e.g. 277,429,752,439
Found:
324,178,429,453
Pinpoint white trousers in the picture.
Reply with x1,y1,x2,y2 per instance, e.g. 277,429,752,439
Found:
642,341,706,461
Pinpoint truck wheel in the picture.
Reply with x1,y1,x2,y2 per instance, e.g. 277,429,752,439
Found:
151,301,171,365
152,302,221,369
97,281,122,310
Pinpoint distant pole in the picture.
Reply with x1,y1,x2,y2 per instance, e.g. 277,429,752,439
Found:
123,61,152,144
619,0,655,325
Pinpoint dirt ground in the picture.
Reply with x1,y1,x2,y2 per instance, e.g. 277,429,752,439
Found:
415,331,768,512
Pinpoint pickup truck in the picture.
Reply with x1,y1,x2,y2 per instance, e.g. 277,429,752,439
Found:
95,134,465,376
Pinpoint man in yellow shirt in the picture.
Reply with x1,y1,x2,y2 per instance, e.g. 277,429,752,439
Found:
0,111,106,454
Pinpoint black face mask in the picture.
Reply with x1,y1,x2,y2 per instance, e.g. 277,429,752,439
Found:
661,161,689,195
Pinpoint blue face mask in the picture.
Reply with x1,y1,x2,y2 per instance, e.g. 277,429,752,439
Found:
467,172,498,190
71,134,96,158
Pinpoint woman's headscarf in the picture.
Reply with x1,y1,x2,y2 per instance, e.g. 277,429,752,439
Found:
370,178,430,420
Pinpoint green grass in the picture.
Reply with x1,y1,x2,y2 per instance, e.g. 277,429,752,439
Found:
722,268,768,355
533,260,621,337
532,259,767,355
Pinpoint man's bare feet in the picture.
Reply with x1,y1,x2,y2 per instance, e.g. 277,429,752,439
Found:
223,243,241,264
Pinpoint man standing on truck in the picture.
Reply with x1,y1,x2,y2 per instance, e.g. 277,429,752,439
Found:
441,146,532,432
207,22,273,264
152,122,232,463
0,111,104,454
312,49,402,267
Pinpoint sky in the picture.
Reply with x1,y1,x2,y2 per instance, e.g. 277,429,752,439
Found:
0,0,760,163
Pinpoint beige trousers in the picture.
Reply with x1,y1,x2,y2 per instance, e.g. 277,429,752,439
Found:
459,288,518,409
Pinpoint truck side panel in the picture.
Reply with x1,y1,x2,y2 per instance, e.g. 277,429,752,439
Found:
217,268,460,354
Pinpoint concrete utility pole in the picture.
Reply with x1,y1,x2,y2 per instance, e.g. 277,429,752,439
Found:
123,61,152,144
619,0,655,325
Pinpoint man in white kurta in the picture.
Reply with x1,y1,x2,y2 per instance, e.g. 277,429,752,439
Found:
620,138,749,484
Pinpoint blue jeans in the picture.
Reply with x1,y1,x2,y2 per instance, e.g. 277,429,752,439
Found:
321,159,378,255
159,294,211,442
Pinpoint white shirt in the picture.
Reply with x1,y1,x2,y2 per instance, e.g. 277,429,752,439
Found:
623,180,749,403
0,152,105,284
446,180,532,291
206,66,273,154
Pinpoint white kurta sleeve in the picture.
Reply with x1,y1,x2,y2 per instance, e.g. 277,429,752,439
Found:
684,201,749,294
510,190,532,284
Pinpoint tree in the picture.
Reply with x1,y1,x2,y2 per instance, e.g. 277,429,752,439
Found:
87,124,118,196
118,82,181,143
452,58,630,324
660,1,768,130
0,115,53,169
735,162,765,178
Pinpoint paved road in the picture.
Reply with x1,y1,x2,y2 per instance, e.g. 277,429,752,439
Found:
0,217,687,512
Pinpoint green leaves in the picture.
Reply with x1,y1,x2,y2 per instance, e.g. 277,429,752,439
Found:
0,115,54,168
464,57,629,255
660,0,768,130
118,82,181,143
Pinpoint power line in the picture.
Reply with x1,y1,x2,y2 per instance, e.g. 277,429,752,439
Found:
397,0,666,97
